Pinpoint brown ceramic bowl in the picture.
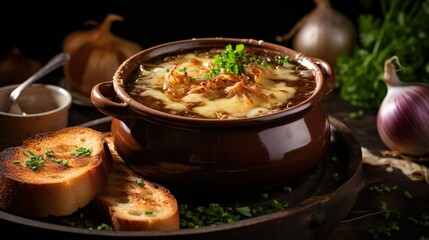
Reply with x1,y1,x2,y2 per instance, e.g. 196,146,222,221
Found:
91,38,334,189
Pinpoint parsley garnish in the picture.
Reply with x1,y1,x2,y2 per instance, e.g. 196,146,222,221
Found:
179,199,289,228
204,44,266,78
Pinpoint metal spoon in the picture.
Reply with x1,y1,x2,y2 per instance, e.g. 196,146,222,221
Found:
8,52,70,115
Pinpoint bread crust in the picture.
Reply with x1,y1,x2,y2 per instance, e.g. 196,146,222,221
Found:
92,134,180,231
0,127,112,217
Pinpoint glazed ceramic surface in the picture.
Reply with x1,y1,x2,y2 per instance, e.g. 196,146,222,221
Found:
91,38,334,188
0,84,72,151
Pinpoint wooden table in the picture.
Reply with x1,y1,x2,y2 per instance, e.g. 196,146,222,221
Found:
322,92,429,239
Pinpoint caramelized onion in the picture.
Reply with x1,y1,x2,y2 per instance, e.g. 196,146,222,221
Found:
376,56,429,157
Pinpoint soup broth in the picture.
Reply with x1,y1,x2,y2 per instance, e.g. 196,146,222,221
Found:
125,44,316,119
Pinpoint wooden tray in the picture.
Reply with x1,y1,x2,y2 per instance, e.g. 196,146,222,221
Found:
0,116,364,240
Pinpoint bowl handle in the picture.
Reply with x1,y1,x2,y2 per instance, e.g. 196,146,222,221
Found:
91,81,131,120
311,57,334,96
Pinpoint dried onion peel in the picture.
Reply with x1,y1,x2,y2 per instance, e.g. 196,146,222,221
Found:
63,13,143,96
0,47,42,87
276,0,357,67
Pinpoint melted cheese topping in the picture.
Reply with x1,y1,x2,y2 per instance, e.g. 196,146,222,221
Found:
127,50,315,119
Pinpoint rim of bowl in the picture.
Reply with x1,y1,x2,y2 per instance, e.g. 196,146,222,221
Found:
0,83,72,117
113,37,328,125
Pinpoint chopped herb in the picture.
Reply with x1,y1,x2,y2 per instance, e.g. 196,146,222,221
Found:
71,147,91,157
369,184,398,193
271,199,287,211
45,150,55,158
45,151,60,163
95,223,113,231
23,150,45,171
251,206,264,215
236,206,252,217
403,190,413,199
369,221,400,239
408,214,429,226
274,55,291,65
178,67,186,72
136,178,145,187
51,158,63,164
378,201,399,220
45,150,68,166
332,172,342,181
15,149,70,170
145,210,154,215
179,203,242,228
283,186,292,192
261,193,269,199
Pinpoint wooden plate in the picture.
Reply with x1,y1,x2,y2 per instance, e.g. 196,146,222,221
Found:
0,116,364,240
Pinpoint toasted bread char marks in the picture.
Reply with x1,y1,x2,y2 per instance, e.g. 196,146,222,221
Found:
92,135,180,231
0,127,112,217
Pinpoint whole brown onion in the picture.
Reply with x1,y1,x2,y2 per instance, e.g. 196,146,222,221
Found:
62,13,143,96
276,0,357,67
0,47,42,87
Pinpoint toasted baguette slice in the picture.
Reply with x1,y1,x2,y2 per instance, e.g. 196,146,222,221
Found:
0,127,112,217
92,134,180,231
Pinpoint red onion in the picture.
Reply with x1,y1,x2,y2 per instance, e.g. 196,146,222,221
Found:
377,56,429,157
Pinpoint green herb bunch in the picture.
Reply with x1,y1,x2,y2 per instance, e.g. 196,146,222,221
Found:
204,44,266,78
335,0,429,108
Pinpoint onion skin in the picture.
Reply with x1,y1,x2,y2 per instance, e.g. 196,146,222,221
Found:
377,56,429,157
276,0,357,67
0,48,42,87
63,14,142,96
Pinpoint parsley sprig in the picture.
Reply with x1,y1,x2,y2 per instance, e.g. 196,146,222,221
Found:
204,44,266,78
335,0,429,108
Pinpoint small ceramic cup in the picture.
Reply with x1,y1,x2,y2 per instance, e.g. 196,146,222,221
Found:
0,83,72,151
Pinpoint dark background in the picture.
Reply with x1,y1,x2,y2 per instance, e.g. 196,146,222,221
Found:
0,0,370,63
